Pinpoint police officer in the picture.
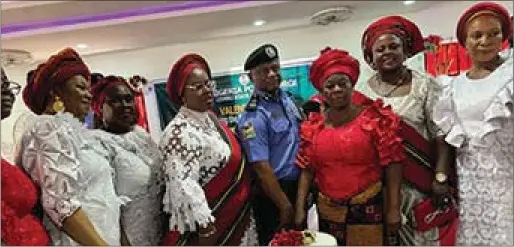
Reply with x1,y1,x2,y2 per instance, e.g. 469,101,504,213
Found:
236,44,302,245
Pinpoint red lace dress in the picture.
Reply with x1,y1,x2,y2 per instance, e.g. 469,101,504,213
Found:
297,100,405,245
1,158,50,246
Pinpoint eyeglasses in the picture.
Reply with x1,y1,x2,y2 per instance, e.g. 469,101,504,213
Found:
1,81,21,95
184,80,215,92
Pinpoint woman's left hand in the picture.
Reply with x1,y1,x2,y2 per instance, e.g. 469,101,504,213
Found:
385,210,402,245
385,210,402,232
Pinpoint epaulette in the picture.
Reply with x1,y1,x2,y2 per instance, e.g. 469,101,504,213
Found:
244,93,260,111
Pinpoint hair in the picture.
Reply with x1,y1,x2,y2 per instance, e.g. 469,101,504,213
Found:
503,15,514,48
302,101,321,116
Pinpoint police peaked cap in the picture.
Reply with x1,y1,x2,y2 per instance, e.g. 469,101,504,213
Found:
244,44,280,71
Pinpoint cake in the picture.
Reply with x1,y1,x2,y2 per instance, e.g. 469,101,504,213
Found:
270,230,337,246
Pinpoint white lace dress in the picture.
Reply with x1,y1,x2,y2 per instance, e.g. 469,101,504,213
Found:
159,107,258,245
92,126,166,245
356,70,443,245
15,112,123,246
433,55,513,246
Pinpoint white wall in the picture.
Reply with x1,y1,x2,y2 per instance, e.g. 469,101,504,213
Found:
2,1,512,160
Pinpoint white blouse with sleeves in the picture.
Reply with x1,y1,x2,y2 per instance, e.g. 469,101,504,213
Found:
356,69,442,139
159,107,231,234
433,53,513,246
92,126,165,246
16,112,123,246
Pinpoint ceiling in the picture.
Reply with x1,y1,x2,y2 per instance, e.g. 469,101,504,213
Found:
1,0,440,64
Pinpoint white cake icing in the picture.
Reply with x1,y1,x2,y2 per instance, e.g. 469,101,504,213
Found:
304,231,337,246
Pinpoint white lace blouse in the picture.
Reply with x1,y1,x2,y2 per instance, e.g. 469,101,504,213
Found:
15,112,123,246
433,53,513,245
159,107,231,234
92,126,165,246
355,69,442,139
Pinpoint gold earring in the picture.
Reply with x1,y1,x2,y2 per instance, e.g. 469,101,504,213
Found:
52,97,65,112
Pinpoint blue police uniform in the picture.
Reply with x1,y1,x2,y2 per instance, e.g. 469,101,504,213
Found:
237,43,305,245
237,88,301,180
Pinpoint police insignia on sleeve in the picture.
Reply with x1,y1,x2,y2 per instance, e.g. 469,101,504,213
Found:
241,122,256,139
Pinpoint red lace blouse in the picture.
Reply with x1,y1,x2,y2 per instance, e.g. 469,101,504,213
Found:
1,158,50,245
296,100,405,201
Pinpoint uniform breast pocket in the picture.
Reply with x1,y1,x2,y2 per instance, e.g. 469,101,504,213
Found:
270,118,290,145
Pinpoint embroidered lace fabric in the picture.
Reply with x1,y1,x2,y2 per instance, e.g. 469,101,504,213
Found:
16,112,123,245
159,107,258,245
92,126,165,245
433,54,513,246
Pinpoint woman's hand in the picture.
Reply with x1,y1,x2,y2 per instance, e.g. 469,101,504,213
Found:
385,210,402,246
385,209,402,232
198,223,218,246
431,180,453,209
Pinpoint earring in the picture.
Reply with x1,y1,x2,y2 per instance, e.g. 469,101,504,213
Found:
52,96,65,112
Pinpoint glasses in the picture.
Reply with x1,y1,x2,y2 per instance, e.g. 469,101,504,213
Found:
1,81,21,95
184,80,215,92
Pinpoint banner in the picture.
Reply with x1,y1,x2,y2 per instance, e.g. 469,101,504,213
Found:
145,63,317,141
212,64,316,126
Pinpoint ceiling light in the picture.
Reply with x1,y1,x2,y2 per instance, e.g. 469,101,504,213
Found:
403,1,415,5
253,20,266,26
76,43,89,49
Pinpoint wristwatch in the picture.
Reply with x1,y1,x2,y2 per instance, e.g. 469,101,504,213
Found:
435,172,448,184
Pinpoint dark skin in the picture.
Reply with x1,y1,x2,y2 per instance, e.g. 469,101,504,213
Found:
182,68,214,112
45,75,93,122
248,60,295,229
434,15,507,203
465,15,505,79
368,34,412,97
249,59,281,96
180,67,218,245
101,84,137,134
368,33,455,207
40,74,107,245
100,83,137,246
294,74,403,235
1,68,17,120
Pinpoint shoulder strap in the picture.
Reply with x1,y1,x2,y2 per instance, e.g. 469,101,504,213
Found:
244,93,259,112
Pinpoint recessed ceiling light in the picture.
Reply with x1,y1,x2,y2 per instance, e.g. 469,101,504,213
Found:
403,0,415,5
253,20,266,26
76,43,89,49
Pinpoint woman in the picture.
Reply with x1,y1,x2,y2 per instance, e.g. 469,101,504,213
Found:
357,15,455,245
294,47,404,246
433,2,513,245
1,67,50,246
16,48,124,245
84,72,105,129
90,75,165,245
159,53,257,246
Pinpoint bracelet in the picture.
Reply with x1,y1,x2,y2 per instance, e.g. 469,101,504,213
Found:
199,226,217,238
